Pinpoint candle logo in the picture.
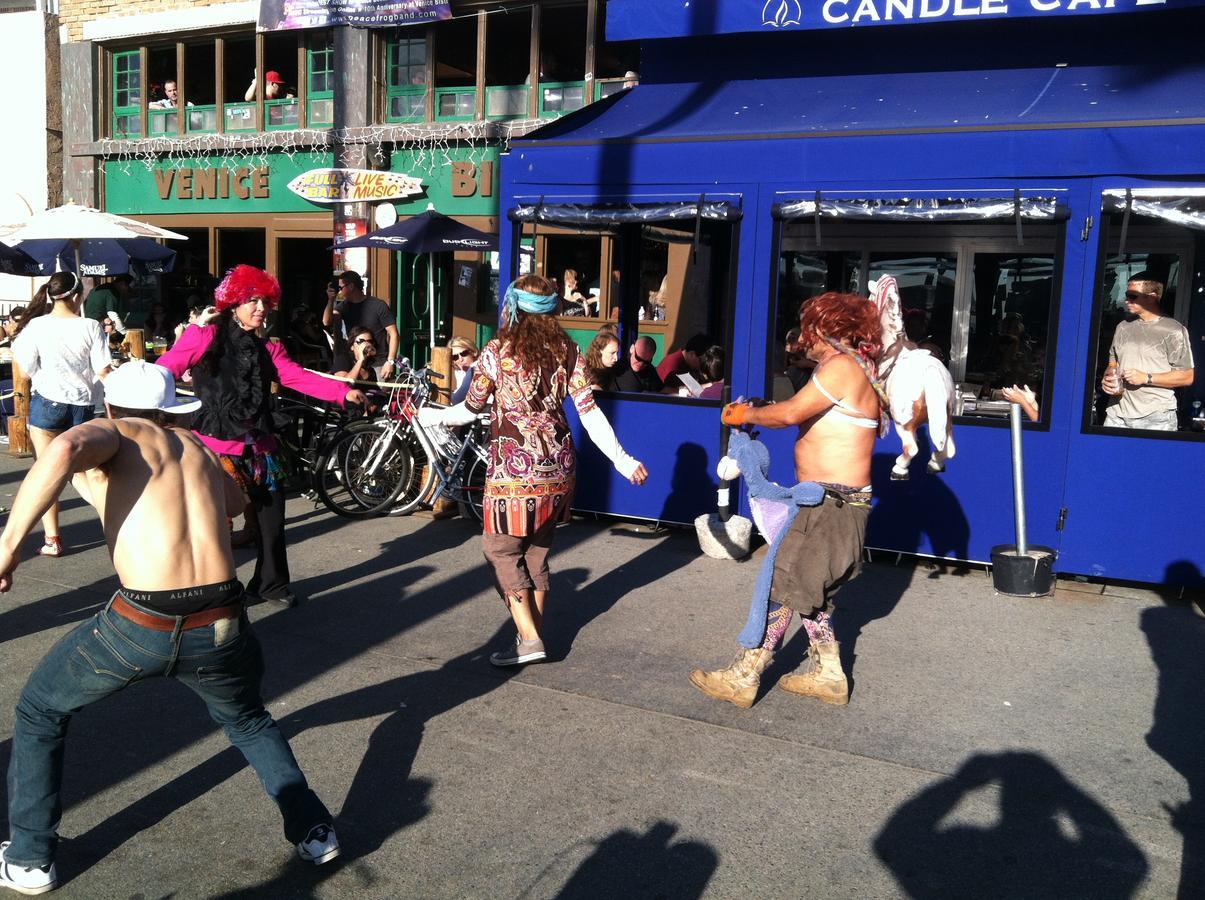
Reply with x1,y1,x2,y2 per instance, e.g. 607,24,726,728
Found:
762,0,803,26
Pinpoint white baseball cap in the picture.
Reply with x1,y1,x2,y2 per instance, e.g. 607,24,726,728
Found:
104,359,202,415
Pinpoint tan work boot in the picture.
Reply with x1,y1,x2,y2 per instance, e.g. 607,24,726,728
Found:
778,641,849,705
688,647,774,709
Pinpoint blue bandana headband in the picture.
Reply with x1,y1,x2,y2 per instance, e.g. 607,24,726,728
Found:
503,280,558,325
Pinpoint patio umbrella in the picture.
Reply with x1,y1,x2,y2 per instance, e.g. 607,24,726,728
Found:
0,203,186,277
50,237,177,277
334,205,498,349
0,240,44,276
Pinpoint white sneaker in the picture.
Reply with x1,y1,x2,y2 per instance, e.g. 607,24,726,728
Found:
0,842,57,895
296,824,341,865
489,636,547,667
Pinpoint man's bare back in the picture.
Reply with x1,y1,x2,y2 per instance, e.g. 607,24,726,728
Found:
72,418,242,590
0,416,243,594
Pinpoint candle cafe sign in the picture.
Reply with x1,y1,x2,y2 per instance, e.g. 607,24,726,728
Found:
287,168,425,204
607,0,1205,37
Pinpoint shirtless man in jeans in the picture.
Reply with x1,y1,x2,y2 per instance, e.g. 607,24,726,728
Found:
691,292,881,709
0,361,338,895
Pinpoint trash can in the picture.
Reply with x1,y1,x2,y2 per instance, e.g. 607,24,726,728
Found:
991,544,1056,597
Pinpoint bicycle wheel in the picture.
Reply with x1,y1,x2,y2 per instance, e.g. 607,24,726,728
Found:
386,426,436,516
314,420,413,518
460,452,488,524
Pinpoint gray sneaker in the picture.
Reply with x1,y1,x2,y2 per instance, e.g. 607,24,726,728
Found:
490,636,547,667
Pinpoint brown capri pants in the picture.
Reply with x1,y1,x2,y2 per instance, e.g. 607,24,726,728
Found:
482,516,559,595
770,497,870,616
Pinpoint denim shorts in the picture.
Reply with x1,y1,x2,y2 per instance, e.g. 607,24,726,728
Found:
28,394,94,431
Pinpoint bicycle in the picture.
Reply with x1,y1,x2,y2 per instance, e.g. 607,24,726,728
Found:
309,364,489,521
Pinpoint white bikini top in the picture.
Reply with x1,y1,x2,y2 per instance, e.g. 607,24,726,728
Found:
812,376,880,428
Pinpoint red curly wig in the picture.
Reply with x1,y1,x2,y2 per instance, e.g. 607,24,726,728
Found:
215,264,281,311
798,291,881,359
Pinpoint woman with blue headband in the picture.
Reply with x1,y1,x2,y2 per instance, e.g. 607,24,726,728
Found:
420,275,648,666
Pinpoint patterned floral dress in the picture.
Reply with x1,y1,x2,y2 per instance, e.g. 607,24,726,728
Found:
465,338,596,536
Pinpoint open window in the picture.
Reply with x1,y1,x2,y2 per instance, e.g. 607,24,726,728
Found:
538,2,587,117
771,193,1067,422
511,200,740,399
384,29,429,123
1084,189,1204,436
485,5,532,120
593,0,639,100
434,14,477,121
106,29,331,138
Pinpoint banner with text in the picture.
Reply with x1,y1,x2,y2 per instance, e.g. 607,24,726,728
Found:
258,0,450,32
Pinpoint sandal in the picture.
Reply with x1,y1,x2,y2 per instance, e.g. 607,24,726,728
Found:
38,536,63,557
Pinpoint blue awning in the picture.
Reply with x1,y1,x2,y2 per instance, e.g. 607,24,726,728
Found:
515,63,1205,147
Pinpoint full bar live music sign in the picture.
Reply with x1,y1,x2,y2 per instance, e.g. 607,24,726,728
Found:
288,168,425,203
258,0,451,31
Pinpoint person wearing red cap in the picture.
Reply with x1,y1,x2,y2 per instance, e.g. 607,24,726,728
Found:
244,68,295,103
158,264,366,608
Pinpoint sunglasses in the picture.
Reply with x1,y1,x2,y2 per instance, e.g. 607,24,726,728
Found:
632,350,653,365
353,338,375,347
1124,290,1155,301
452,350,473,360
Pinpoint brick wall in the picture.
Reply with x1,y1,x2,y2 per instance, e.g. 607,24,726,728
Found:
58,0,234,43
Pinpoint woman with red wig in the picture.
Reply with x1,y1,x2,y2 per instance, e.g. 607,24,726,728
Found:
691,291,882,708
158,265,366,607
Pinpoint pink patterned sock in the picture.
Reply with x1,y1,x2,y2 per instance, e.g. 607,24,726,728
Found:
801,611,836,644
762,603,794,650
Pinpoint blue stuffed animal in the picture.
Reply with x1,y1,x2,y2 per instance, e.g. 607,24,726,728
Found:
715,431,825,648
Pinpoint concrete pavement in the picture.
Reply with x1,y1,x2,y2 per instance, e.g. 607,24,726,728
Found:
0,451,1200,898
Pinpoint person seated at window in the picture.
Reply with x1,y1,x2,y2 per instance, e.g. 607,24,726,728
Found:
149,80,193,109
288,304,333,369
614,336,664,393
903,308,946,364
1002,384,1039,422
783,327,815,391
449,336,479,404
697,345,726,400
244,69,296,102
585,327,620,391
657,333,711,390
560,269,597,317
144,302,175,345
331,326,378,385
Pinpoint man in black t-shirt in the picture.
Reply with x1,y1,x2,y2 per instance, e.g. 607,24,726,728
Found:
323,271,400,380
614,336,665,393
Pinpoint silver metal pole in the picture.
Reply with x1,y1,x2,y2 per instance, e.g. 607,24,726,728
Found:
1009,402,1028,556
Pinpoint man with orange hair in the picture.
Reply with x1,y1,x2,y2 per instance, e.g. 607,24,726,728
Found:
690,292,881,708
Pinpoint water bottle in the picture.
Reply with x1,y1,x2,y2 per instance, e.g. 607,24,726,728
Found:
1105,359,1121,395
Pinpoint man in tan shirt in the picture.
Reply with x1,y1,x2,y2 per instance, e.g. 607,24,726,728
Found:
1101,273,1194,431
0,361,339,895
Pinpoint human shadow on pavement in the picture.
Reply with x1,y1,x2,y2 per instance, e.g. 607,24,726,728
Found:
1142,594,1205,898
873,751,1148,898
547,820,717,899
0,572,116,644
659,442,716,526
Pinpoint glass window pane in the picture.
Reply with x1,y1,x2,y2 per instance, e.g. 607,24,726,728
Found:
1087,207,1201,433
456,92,474,116
868,252,957,368
964,253,1056,404
438,93,457,116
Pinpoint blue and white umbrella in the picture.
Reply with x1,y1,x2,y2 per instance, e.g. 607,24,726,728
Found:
0,241,43,276
0,203,186,277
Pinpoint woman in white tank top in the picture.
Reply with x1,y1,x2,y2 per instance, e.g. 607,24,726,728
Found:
11,271,112,557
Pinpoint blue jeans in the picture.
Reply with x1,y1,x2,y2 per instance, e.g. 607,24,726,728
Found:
5,594,331,867
28,394,93,431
